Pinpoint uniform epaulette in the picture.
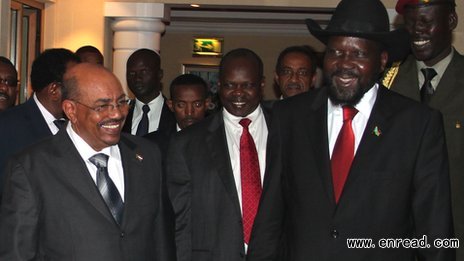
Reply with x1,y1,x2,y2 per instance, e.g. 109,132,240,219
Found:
382,61,401,89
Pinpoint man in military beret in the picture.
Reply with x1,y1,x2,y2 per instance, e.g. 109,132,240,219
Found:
385,1,464,259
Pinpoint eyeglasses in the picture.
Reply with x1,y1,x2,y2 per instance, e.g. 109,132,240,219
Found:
278,68,311,78
72,99,132,113
0,78,18,87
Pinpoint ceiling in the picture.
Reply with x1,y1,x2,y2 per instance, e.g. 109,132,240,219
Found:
165,4,334,35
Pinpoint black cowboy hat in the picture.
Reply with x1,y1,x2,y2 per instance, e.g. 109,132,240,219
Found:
306,0,410,62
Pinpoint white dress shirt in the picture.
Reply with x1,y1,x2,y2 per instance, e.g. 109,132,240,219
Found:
66,124,125,200
33,93,61,135
131,93,164,135
223,105,268,252
327,84,378,157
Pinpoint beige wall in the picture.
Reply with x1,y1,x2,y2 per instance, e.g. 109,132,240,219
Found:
161,33,325,100
43,0,105,55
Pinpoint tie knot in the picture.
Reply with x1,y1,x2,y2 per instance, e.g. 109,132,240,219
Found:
342,106,358,121
89,153,109,168
142,104,150,113
239,118,252,129
53,119,67,130
421,68,437,81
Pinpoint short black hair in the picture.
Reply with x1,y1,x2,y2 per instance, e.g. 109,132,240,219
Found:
0,56,15,67
126,48,160,69
30,48,80,92
275,45,318,74
219,48,263,79
76,45,102,56
170,74,208,100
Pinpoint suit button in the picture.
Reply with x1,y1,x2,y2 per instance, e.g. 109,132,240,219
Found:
120,232,125,238
331,229,339,239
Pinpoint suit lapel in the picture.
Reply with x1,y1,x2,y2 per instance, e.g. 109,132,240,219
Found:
122,106,134,133
55,131,116,224
307,89,334,203
118,136,143,228
340,86,394,203
206,113,242,216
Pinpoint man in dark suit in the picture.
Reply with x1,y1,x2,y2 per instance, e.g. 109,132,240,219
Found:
122,48,175,136
0,57,18,112
0,63,175,260
167,48,271,261
383,1,464,259
0,48,80,197
247,0,454,260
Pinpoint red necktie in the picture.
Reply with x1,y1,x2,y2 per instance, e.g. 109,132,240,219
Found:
331,106,358,203
239,118,262,244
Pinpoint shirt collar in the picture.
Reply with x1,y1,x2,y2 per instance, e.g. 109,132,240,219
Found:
66,122,118,162
33,93,59,124
222,105,263,127
134,92,163,109
328,83,378,119
416,48,454,84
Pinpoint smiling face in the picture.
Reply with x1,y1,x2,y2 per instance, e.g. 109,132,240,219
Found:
219,56,263,117
63,64,128,151
275,52,316,98
324,36,387,105
0,62,18,111
404,5,457,66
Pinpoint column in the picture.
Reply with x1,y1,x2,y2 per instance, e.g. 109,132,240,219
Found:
105,2,169,92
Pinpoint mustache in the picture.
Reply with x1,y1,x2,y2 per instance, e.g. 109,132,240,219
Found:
97,118,125,127
286,83,302,89
330,69,359,79
0,92,10,100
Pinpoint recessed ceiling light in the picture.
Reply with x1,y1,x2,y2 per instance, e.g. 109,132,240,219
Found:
190,4,200,8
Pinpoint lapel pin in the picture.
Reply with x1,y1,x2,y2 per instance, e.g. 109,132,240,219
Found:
456,121,461,129
135,153,144,162
373,126,382,137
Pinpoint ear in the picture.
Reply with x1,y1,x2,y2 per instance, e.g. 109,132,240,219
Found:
310,73,318,89
166,99,174,112
204,97,212,108
379,51,388,72
260,77,266,95
449,11,458,31
48,82,62,101
62,100,77,123
274,72,279,85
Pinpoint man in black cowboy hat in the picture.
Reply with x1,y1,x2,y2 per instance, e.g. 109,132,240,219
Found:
385,2,464,259
247,0,454,260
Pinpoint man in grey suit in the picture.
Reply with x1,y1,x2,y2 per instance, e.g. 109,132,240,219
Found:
167,48,271,261
384,0,464,259
0,63,175,260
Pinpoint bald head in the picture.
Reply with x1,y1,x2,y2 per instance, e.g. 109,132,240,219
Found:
62,63,122,101
126,49,162,103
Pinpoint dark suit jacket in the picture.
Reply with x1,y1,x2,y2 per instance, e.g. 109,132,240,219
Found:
247,86,454,261
0,98,52,197
122,98,176,136
166,104,272,261
389,52,464,259
0,131,176,260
